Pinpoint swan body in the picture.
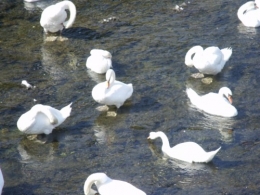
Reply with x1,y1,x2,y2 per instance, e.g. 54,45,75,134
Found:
186,87,238,117
0,168,3,195
148,131,221,163
40,1,76,33
92,69,133,108
84,173,146,195
17,103,72,134
237,1,260,27
185,46,232,75
86,49,112,74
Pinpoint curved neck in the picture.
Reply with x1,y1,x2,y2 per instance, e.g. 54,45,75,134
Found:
58,1,77,28
185,46,203,67
84,173,110,195
157,132,171,149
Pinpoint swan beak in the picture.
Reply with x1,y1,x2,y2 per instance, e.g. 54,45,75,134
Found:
147,136,151,139
228,95,233,104
106,81,110,89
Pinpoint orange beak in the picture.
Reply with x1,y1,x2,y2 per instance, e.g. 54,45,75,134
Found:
228,95,233,104
147,136,151,139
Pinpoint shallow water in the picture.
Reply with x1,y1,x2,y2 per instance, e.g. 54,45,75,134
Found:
1,0,260,194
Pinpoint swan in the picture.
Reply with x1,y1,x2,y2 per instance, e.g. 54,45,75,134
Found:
186,87,238,117
92,69,133,109
86,49,112,74
185,46,232,75
40,1,76,33
84,173,146,195
17,103,72,134
147,131,221,163
237,1,260,27
0,168,3,195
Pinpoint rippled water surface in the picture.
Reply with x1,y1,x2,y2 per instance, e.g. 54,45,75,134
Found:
1,0,260,194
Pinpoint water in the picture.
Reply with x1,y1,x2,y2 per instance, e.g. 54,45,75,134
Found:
1,0,260,194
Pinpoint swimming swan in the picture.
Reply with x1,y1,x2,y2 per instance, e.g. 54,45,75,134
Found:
17,103,72,134
84,173,146,195
0,168,3,195
237,1,260,27
186,87,238,117
92,69,133,108
185,46,232,75
40,1,76,33
86,49,112,74
147,131,221,163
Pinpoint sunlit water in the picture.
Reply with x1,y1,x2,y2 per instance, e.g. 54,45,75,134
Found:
1,0,260,194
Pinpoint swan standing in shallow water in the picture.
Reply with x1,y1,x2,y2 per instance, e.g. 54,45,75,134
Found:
186,87,238,117
40,1,76,33
86,49,112,74
17,103,72,134
0,168,3,195
84,173,146,195
148,131,221,163
185,46,232,75
92,69,133,109
237,1,260,27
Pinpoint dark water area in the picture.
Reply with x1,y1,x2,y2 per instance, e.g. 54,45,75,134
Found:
1,0,260,194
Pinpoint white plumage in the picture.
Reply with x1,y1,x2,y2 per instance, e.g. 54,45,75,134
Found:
237,1,260,27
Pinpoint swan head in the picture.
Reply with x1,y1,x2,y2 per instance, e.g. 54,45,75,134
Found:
147,131,163,140
102,50,112,59
105,69,116,88
255,0,260,8
219,87,233,104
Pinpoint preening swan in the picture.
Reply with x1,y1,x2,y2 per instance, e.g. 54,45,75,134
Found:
17,103,72,134
86,49,112,74
186,87,238,117
40,1,76,33
0,168,3,195
237,1,260,27
84,173,146,195
185,46,232,75
92,69,133,109
147,131,221,163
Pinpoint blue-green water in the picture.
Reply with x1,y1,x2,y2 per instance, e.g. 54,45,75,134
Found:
1,0,260,194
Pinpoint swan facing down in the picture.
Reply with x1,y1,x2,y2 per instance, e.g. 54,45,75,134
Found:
17,103,72,134
186,87,238,117
92,69,133,109
84,173,146,195
237,1,260,27
185,46,232,75
40,1,76,33
0,168,3,195
147,131,221,163
86,49,112,74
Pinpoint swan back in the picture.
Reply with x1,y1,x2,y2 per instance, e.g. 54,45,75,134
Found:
0,168,3,195
40,1,76,33
92,70,133,108
237,1,260,27
84,173,146,195
17,103,72,134
186,87,237,117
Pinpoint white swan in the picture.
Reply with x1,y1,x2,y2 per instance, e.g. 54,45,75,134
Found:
40,1,76,33
147,131,221,163
185,46,232,75
0,168,3,195
237,1,260,27
186,87,238,117
17,103,72,134
84,173,146,195
92,69,133,108
86,49,112,74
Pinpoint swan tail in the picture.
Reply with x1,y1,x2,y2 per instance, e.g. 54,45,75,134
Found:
186,88,200,105
204,147,221,163
60,102,73,119
60,1,77,29
221,47,232,62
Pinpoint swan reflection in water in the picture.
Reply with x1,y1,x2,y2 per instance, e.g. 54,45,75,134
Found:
24,0,59,11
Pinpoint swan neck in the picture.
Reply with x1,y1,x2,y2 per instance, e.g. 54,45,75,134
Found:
84,173,109,195
237,2,255,20
185,46,203,67
159,133,171,149
60,1,77,29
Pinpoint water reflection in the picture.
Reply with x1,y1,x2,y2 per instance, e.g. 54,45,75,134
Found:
24,0,58,11
237,23,257,38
